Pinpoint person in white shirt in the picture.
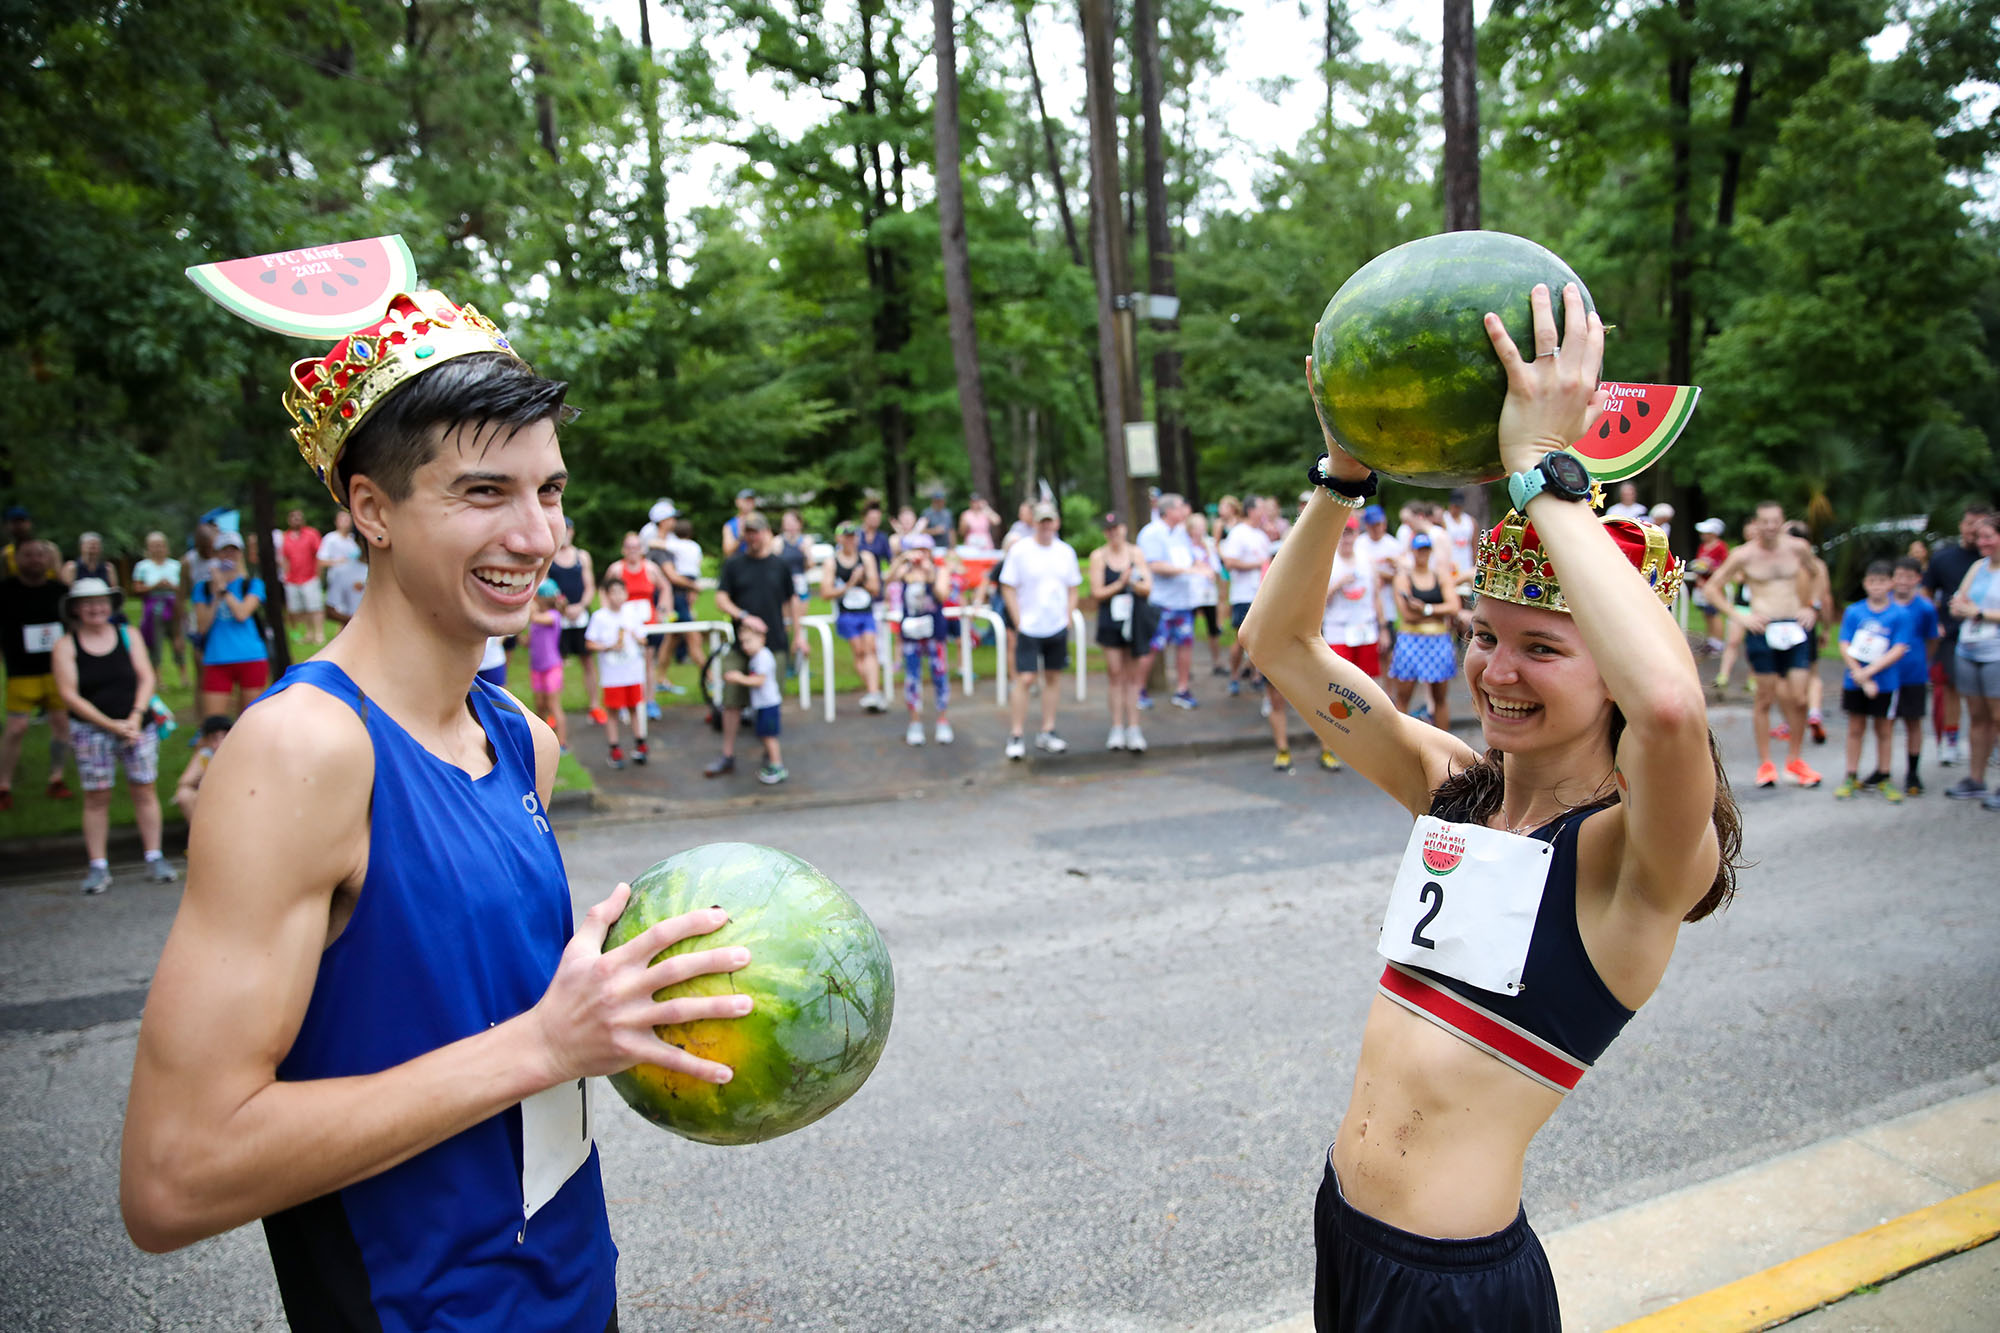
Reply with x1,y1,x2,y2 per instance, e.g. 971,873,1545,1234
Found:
132,531,185,681
1136,492,1201,709
1187,511,1226,678
1442,492,1478,578
657,517,705,685
638,499,676,563
1648,502,1675,546
315,511,365,631
999,502,1082,758
1220,496,1276,692
585,577,651,769
1353,504,1406,656
1607,482,1650,522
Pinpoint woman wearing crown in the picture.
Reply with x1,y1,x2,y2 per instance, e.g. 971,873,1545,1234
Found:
1240,282,1742,1330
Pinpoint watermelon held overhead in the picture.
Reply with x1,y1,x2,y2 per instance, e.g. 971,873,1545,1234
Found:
185,235,417,340
603,842,895,1147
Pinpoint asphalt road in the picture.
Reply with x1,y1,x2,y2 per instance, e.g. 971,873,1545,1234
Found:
1,702,1995,1331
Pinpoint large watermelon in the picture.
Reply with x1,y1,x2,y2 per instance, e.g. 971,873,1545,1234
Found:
603,843,895,1146
1310,231,1595,487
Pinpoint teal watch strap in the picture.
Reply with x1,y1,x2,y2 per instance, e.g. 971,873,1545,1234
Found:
1507,467,1547,511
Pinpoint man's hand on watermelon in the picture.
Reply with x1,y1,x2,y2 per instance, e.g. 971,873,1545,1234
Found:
1485,281,1608,477
1303,328,1373,484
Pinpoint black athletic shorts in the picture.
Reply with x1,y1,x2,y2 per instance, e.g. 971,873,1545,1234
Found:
559,625,589,659
1313,1153,1560,1332
1892,683,1927,720
1842,685,1894,718
1014,629,1070,674
1230,601,1252,630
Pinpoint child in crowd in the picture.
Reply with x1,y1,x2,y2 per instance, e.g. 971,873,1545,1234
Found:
1835,560,1911,800
1889,556,1939,796
528,579,568,751
586,577,650,769
172,715,232,822
723,622,787,785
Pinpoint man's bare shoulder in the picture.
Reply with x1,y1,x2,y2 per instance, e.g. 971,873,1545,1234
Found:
219,683,373,779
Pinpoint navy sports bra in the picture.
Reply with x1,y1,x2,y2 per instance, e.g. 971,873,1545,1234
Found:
1377,806,1635,1094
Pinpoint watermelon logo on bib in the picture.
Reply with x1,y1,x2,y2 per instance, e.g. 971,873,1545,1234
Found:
1421,826,1467,877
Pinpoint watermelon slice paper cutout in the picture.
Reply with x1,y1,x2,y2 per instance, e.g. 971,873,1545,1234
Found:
186,235,418,340
1568,382,1700,484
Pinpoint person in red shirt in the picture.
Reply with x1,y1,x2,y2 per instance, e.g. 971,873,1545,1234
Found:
279,508,325,644
1691,517,1731,656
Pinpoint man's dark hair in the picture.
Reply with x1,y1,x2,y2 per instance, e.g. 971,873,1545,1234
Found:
1865,560,1894,579
863,500,882,514
1894,556,1924,576
335,353,571,505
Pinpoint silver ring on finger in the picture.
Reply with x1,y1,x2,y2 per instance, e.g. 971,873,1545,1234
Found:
1535,349,1559,359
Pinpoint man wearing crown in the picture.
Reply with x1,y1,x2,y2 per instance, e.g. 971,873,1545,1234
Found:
1241,283,1743,1330
120,287,754,1329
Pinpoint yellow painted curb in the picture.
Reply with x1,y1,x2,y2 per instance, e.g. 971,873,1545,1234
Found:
1607,1180,2000,1332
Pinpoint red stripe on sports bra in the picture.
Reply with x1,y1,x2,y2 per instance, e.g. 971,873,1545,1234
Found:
1377,963,1589,1094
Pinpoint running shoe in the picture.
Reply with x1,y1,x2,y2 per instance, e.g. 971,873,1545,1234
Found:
145,859,179,884
658,681,688,696
589,705,609,726
1034,731,1067,754
1784,757,1823,788
47,779,73,800
1005,734,1026,761
1940,734,1960,765
1905,776,1924,798
1879,782,1905,805
1136,690,1154,711
646,700,662,721
1945,777,1988,800
702,753,735,778
1106,726,1127,751
905,721,926,747
1125,725,1147,753
1712,672,1728,692
1259,698,1272,719
1770,721,1791,740
80,865,111,896
633,740,648,766
607,746,625,771
1227,680,1241,697
934,720,955,745
1273,748,1292,772
1211,663,1230,677
1171,690,1199,710
757,764,789,786
1755,761,1778,789
1807,713,1826,744
1319,749,1342,772
1983,789,2000,812
1833,777,1859,799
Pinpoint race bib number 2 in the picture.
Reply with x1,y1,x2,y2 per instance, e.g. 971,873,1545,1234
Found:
519,1078,592,1225
1377,817,1554,996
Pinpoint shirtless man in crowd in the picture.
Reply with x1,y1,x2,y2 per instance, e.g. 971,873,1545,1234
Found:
1701,500,1824,789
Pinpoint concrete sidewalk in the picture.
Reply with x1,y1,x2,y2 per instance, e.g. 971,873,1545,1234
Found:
1253,1071,2000,1333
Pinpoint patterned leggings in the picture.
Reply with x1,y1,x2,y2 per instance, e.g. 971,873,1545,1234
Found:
902,638,950,713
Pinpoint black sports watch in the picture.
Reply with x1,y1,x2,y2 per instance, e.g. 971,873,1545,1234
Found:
1507,450,1593,509
1308,455,1379,508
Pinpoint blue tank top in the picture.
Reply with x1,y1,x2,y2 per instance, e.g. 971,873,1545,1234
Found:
254,661,616,1332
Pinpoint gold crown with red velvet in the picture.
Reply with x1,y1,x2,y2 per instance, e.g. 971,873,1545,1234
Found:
1473,510,1683,613
284,289,524,501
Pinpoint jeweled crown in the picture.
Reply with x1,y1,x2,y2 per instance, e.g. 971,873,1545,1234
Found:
284,289,524,503
1473,509,1683,613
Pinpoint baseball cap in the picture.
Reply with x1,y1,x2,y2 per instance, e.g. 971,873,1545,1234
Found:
214,529,244,550
1032,501,1059,522
649,500,676,523
836,521,858,537
743,512,771,533
3,505,28,521
1362,504,1386,525
1695,517,1727,536
1101,512,1124,528
1410,532,1433,550
736,487,757,501
1649,503,1676,521
536,578,560,599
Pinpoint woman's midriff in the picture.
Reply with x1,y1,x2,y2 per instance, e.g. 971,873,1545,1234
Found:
1332,993,1565,1238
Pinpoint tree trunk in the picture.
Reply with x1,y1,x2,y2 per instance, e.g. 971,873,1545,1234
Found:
1082,0,1144,522
635,0,669,280
1664,0,1697,554
1441,0,1480,231
1022,7,1085,268
528,0,560,164
1134,0,1189,504
933,0,999,503
860,0,912,509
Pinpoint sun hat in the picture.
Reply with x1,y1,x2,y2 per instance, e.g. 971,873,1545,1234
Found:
214,529,244,550
65,577,116,603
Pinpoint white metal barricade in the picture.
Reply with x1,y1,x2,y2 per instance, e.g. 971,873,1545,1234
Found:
795,614,837,721
1070,608,1089,701
942,605,1008,706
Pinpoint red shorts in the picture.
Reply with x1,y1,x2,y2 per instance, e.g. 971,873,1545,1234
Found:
601,682,644,712
201,659,271,695
1332,641,1381,677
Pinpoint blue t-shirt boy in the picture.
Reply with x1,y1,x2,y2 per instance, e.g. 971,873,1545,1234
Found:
1838,596,1910,692
1891,592,1937,690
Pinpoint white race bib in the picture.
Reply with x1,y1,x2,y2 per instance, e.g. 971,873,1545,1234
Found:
1763,620,1807,652
1377,817,1555,996
22,622,60,655
1109,593,1134,624
1849,627,1891,664
1344,621,1377,649
1961,616,1997,644
793,574,811,600
519,1077,592,1223
842,587,872,611
900,615,934,639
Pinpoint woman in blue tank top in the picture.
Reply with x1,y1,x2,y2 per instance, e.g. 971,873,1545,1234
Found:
1243,283,1744,1332
120,293,758,1333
